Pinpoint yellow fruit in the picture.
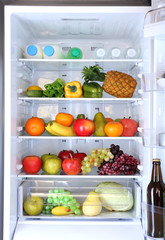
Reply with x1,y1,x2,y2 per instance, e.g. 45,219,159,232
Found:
45,121,76,136
26,86,43,91
52,206,71,216
82,191,102,216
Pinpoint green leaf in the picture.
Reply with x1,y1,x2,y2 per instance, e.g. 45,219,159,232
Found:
82,65,105,83
43,78,65,98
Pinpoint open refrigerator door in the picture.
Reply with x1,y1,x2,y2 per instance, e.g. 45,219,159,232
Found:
4,4,165,240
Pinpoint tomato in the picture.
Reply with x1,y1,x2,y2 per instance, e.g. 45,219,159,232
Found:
73,119,95,136
22,155,42,174
25,117,45,136
56,113,74,127
62,158,81,175
104,122,123,137
119,118,138,136
58,150,74,161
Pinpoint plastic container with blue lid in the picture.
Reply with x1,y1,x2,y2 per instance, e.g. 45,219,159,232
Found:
43,45,65,59
24,44,43,59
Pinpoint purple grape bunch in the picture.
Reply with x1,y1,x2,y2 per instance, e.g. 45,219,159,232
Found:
98,144,140,175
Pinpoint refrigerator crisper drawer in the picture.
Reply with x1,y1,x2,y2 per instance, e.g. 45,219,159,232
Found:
18,180,141,220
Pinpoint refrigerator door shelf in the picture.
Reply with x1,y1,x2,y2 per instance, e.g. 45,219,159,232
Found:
142,202,165,240
13,220,144,240
144,7,165,38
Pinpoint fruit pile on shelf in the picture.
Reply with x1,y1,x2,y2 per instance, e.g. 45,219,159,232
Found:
24,112,138,138
22,144,140,176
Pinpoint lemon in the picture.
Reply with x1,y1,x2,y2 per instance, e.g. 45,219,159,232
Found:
26,86,43,91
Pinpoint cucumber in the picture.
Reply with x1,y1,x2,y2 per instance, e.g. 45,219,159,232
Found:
26,90,43,97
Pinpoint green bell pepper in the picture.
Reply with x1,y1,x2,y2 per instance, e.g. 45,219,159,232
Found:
83,82,103,98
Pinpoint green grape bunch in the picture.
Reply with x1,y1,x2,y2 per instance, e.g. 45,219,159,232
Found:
81,148,114,175
41,188,82,215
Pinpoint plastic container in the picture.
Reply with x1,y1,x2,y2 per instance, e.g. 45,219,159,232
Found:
43,45,65,59
67,48,83,59
93,48,106,59
24,44,43,59
110,47,122,59
124,48,139,59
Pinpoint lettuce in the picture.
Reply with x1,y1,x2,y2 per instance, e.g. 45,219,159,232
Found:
43,78,65,98
95,182,134,211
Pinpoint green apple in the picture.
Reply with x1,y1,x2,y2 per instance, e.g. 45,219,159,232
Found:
115,118,121,122
23,196,44,216
43,157,62,175
41,153,58,171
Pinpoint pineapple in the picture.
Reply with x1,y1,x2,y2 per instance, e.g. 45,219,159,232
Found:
103,71,137,98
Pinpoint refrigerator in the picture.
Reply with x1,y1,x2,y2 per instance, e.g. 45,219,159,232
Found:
3,0,165,239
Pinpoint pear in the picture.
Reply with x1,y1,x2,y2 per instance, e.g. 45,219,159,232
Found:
82,191,102,216
93,112,107,136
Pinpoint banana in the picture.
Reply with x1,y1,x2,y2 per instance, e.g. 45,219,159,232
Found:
46,121,76,136
45,121,57,135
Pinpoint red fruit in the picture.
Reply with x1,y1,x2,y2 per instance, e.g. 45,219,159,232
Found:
22,155,42,174
119,118,138,136
58,150,74,161
62,158,81,175
73,119,95,136
72,151,87,161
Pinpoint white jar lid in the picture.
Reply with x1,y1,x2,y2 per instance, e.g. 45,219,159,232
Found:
111,48,121,57
96,48,106,58
127,48,136,58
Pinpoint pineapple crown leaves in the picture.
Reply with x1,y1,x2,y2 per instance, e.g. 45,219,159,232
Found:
81,65,106,83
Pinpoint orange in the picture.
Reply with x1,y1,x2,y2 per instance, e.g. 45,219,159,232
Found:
25,117,45,136
56,113,74,127
26,86,43,91
104,122,123,137
105,118,114,122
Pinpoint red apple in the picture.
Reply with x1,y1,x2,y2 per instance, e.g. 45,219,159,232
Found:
62,158,81,175
119,118,138,136
22,155,42,173
58,150,74,161
73,119,95,136
72,151,87,161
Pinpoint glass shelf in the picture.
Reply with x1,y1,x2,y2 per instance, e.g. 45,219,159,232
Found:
18,172,142,179
18,58,143,71
18,135,142,142
18,97,143,104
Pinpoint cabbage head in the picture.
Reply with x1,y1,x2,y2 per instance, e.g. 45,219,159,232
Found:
95,182,134,211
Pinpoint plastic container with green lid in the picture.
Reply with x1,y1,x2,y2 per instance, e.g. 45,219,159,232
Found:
67,48,83,59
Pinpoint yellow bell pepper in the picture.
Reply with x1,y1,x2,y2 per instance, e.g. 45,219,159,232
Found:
64,81,83,98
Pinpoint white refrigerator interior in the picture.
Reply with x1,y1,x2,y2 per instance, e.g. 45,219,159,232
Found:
4,5,165,240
